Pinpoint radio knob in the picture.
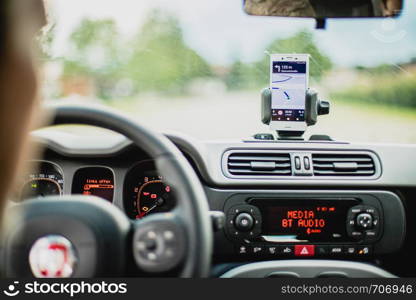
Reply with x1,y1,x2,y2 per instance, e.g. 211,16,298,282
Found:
234,213,255,232
356,213,373,230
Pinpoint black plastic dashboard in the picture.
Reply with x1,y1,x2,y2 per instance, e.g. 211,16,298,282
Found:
22,128,416,277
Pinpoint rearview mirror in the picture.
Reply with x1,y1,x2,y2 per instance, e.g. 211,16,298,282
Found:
243,0,403,18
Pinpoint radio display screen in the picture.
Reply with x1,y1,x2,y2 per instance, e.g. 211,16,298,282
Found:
250,199,359,243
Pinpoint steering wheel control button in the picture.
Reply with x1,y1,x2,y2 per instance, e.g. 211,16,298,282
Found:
356,213,373,229
234,213,254,232
133,219,185,273
29,235,77,278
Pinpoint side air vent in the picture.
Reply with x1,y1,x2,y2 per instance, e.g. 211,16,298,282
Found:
226,151,291,176
312,153,376,176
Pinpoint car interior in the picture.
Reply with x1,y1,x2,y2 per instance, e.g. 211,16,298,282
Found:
1,0,415,279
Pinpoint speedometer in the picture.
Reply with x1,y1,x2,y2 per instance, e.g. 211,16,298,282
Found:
20,161,64,201
124,160,176,219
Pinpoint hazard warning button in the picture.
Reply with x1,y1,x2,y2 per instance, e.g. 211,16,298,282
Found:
294,245,315,257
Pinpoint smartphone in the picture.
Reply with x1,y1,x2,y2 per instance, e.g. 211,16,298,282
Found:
269,54,309,132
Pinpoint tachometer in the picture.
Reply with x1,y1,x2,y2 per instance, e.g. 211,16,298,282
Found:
20,161,64,201
124,160,176,219
135,175,174,218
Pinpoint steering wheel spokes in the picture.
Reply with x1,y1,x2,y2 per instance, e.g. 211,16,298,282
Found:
1,104,212,278
132,212,186,273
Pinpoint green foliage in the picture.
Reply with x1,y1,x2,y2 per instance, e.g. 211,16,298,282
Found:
260,30,332,81
62,19,123,99
331,73,416,108
225,30,332,90
62,11,212,98
224,61,259,90
125,10,212,94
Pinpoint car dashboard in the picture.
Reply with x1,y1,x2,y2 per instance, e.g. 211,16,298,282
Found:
19,128,416,278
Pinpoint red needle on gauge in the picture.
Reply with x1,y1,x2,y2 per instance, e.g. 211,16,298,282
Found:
137,196,166,219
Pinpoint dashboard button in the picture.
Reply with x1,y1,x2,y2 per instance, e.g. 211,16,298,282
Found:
365,230,377,237
295,245,315,257
345,246,357,255
304,157,310,170
316,245,329,255
350,231,363,239
267,246,278,255
234,213,254,232
279,245,294,256
252,246,264,254
357,246,372,256
350,207,362,214
295,156,301,170
329,246,344,255
356,213,373,229
236,245,250,255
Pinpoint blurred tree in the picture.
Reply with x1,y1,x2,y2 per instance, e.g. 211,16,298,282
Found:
225,30,332,90
62,19,123,99
125,10,212,94
225,60,249,90
257,30,332,83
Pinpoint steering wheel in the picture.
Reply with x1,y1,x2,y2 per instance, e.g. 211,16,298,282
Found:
1,105,213,278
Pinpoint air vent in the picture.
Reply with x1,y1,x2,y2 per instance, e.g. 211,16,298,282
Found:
312,153,376,176
227,152,291,176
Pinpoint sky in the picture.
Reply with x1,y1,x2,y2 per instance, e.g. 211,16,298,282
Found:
48,0,416,67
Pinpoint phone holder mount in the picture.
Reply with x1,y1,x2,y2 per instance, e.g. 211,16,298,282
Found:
260,88,330,140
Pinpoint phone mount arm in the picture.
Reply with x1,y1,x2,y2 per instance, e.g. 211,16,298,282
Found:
261,88,330,139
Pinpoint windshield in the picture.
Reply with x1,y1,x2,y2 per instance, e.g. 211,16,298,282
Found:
41,0,416,143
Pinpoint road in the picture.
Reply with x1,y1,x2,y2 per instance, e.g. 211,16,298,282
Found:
111,91,416,144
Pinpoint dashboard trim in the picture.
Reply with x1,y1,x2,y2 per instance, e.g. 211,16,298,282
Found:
29,130,416,188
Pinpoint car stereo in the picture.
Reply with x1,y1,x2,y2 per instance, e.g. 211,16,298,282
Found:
222,191,404,259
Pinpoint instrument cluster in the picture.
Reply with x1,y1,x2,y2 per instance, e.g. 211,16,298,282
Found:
18,159,176,220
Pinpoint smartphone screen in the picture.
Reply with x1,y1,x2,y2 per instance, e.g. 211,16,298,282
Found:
270,54,308,130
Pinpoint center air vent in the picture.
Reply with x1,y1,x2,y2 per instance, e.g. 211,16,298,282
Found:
226,151,291,176
312,153,376,176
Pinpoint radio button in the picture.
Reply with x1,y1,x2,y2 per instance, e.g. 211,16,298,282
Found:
356,213,373,230
350,231,363,239
234,213,254,232
350,207,363,214
365,230,377,238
